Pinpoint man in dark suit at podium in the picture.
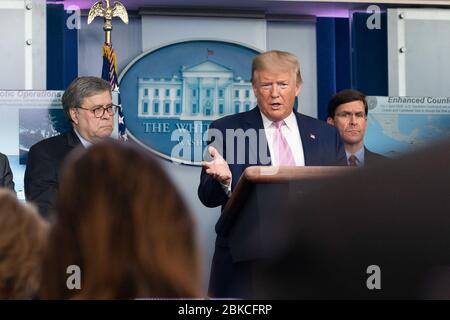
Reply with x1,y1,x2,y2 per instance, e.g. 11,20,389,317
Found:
198,50,346,297
327,89,388,167
25,77,116,218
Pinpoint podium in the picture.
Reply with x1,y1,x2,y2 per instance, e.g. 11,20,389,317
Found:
214,166,352,297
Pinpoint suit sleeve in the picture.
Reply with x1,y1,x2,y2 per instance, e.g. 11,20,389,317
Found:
197,121,229,208
24,144,57,217
0,154,15,192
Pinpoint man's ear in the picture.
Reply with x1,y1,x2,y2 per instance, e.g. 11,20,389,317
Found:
326,117,335,125
69,108,79,125
295,82,302,97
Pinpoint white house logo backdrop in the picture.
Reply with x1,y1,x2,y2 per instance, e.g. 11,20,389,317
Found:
119,40,260,164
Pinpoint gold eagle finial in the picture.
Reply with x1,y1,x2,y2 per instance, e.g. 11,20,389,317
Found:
87,0,128,45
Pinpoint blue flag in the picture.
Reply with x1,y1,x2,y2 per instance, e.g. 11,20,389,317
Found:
102,43,127,140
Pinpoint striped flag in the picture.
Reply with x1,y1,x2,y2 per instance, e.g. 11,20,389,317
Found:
102,43,127,141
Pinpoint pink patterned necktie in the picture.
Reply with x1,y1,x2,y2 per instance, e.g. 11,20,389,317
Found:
273,120,296,166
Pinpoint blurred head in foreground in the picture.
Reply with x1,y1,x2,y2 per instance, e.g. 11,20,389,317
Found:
255,139,450,299
0,189,49,299
41,139,201,299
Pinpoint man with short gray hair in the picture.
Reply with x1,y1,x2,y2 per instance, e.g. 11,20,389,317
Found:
25,76,117,217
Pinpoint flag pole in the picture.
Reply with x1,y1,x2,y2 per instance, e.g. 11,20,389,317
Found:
87,0,129,141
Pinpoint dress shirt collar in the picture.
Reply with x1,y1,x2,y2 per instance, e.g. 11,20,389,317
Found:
73,128,92,148
260,110,296,130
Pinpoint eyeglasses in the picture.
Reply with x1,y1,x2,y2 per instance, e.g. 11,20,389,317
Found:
76,104,119,118
335,111,366,120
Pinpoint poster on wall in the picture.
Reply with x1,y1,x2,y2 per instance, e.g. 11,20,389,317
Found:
365,96,450,157
0,91,65,199
19,107,70,164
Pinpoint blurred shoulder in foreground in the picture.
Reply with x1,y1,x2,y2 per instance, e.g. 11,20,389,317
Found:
0,188,49,299
255,139,450,299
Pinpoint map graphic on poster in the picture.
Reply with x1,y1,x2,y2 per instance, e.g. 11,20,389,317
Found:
365,96,450,158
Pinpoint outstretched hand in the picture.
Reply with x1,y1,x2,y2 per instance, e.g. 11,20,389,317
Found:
201,146,232,186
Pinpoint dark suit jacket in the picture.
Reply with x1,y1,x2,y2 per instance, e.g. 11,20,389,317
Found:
365,147,388,166
197,107,346,297
24,129,81,218
0,152,15,191
198,107,346,208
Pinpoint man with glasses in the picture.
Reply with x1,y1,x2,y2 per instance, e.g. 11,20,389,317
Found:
327,89,387,167
25,77,117,217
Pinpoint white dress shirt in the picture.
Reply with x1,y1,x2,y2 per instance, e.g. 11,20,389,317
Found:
74,128,91,148
222,111,306,197
260,111,305,166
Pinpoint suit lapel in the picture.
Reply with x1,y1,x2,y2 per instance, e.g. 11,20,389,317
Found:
295,112,316,166
364,147,373,166
67,128,82,148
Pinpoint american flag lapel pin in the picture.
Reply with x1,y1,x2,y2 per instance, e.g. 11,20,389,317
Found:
310,133,316,140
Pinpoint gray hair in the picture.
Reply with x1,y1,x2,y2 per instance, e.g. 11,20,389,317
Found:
62,77,112,123
251,50,303,85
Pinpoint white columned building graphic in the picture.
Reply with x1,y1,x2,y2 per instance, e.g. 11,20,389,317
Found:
138,60,256,120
